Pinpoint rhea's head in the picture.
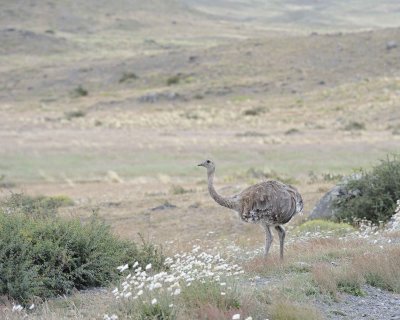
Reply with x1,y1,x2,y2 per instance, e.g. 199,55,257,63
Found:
197,159,215,172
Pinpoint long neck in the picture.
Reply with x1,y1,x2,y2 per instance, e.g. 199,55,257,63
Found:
207,169,236,210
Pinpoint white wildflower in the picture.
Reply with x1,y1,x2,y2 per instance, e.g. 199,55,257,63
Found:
173,288,181,295
232,314,241,320
110,315,118,320
124,292,132,298
151,298,157,305
12,304,23,312
137,290,143,296
117,264,129,272
221,292,226,296
153,282,162,289
245,317,253,320
169,303,174,308
29,303,35,310
145,263,152,270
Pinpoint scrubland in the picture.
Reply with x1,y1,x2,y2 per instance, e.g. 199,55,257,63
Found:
1,0,400,319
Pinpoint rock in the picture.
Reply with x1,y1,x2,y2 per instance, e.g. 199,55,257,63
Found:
151,201,177,211
309,174,361,220
138,91,182,103
386,200,400,231
309,185,343,220
386,41,397,50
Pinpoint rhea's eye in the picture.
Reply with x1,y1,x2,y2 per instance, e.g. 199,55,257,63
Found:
206,160,210,163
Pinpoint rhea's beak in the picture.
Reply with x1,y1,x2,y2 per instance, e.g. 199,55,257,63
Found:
197,162,204,167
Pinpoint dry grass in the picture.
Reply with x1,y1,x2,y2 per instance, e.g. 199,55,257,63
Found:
269,300,323,320
0,290,114,320
244,237,366,277
312,246,400,299
185,304,240,320
352,247,400,293
312,263,364,299
180,281,241,315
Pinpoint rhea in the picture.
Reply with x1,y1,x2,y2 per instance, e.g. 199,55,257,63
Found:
198,159,303,260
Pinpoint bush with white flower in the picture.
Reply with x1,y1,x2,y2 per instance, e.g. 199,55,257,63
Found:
110,245,245,319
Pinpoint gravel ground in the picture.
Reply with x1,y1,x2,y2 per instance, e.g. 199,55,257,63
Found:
316,285,400,320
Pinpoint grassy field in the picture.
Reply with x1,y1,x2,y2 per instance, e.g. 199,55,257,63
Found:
1,0,400,319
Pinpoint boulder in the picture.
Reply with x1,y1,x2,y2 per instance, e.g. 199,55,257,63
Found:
309,175,361,220
138,91,182,103
386,41,397,50
309,185,344,220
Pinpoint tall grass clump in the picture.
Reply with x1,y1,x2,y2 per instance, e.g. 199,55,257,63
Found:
269,300,323,320
312,263,364,299
334,155,400,224
180,280,241,317
0,194,164,303
352,247,400,293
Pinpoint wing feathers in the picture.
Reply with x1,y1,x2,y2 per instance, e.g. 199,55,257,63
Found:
239,180,302,224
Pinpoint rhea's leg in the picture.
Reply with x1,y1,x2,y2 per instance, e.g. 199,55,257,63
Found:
275,225,286,260
262,224,273,258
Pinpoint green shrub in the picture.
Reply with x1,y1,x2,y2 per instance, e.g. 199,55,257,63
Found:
242,106,265,116
170,185,192,195
0,195,164,303
1,193,74,218
343,121,365,131
285,128,300,135
65,110,86,120
334,155,400,224
119,72,138,83
71,85,88,97
166,75,180,85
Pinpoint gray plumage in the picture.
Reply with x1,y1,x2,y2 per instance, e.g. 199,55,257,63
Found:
198,159,303,259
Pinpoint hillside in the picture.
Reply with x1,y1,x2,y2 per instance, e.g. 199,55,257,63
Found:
0,1,400,319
